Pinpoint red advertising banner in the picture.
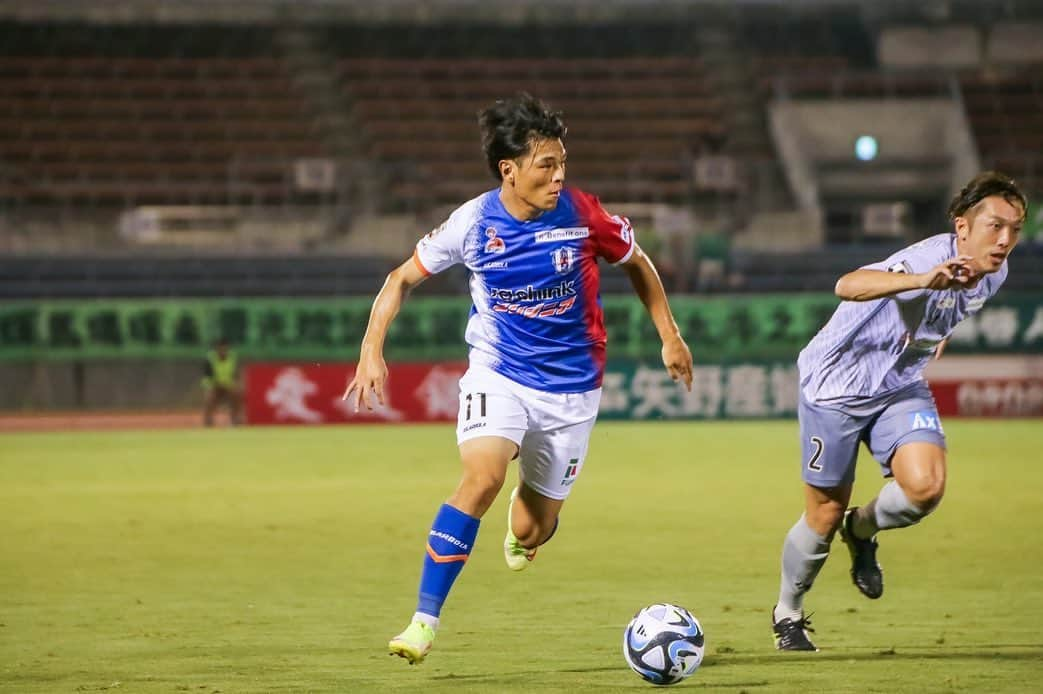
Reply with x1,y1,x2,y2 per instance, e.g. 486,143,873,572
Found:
245,362,467,425
245,362,1042,424
931,379,1043,417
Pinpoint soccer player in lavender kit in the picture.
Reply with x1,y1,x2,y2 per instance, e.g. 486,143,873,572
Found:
343,93,694,664
772,171,1027,651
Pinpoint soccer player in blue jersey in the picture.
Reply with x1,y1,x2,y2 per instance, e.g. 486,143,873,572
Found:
343,93,694,664
771,171,1027,651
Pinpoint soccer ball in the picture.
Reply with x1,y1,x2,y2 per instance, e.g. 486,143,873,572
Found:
623,603,705,686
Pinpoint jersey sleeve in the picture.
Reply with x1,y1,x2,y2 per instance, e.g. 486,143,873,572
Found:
574,189,636,265
862,238,948,301
413,199,477,275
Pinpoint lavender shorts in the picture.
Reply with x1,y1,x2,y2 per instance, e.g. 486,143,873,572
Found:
798,382,947,488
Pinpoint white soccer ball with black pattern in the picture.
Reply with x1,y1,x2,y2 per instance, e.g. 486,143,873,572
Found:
622,603,705,685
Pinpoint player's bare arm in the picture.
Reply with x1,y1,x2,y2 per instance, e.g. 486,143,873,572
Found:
834,255,976,302
343,256,428,411
621,244,693,390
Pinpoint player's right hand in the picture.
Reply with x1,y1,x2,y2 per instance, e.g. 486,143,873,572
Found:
920,255,976,290
343,353,388,412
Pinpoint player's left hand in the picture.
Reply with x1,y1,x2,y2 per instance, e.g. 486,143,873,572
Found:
662,335,693,391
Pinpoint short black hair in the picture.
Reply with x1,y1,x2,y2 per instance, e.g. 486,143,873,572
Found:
947,171,1027,222
478,93,566,180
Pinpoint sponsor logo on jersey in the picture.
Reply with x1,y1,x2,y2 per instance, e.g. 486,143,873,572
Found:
937,296,956,309
489,280,576,302
484,227,505,254
534,227,589,243
551,246,576,274
480,261,509,270
488,281,578,318
492,296,576,318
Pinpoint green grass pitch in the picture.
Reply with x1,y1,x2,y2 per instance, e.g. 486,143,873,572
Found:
2,420,1041,693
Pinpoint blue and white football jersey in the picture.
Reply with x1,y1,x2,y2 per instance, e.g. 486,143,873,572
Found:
414,186,635,393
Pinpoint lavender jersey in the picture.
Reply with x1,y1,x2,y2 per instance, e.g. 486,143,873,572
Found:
799,233,1008,405
413,187,635,393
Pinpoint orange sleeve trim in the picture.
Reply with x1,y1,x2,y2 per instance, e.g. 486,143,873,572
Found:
412,249,432,277
426,543,469,564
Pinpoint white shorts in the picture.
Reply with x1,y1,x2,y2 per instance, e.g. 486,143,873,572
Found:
456,364,601,501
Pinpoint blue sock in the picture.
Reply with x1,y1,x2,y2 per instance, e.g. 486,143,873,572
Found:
416,504,480,618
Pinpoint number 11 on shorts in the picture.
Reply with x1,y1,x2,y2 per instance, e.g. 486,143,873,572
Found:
465,392,487,420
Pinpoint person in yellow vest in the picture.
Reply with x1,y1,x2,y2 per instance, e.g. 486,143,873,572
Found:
202,338,243,426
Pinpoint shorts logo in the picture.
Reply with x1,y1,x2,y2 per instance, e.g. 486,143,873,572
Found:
910,411,942,432
551,246,575,274
561,457,580,486
484,227,505,254
535,227,589,243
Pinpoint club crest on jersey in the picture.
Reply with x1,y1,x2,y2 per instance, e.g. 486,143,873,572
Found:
484,227,505,254
550,246,576,274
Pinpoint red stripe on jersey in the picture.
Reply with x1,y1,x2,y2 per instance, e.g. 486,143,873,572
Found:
568,187,635,265
578,236,607,383
412,248,432,277
568,188,632,384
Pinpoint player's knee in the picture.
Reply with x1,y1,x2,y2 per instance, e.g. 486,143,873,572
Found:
467,467,502,494
465,469,505,498
903,475,946,513
450,468,506,517
806,501,845,537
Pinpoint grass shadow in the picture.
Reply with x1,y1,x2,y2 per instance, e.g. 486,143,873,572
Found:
703,644,1043,667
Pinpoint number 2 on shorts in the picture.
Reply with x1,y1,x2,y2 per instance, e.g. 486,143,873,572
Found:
806,436,824,471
